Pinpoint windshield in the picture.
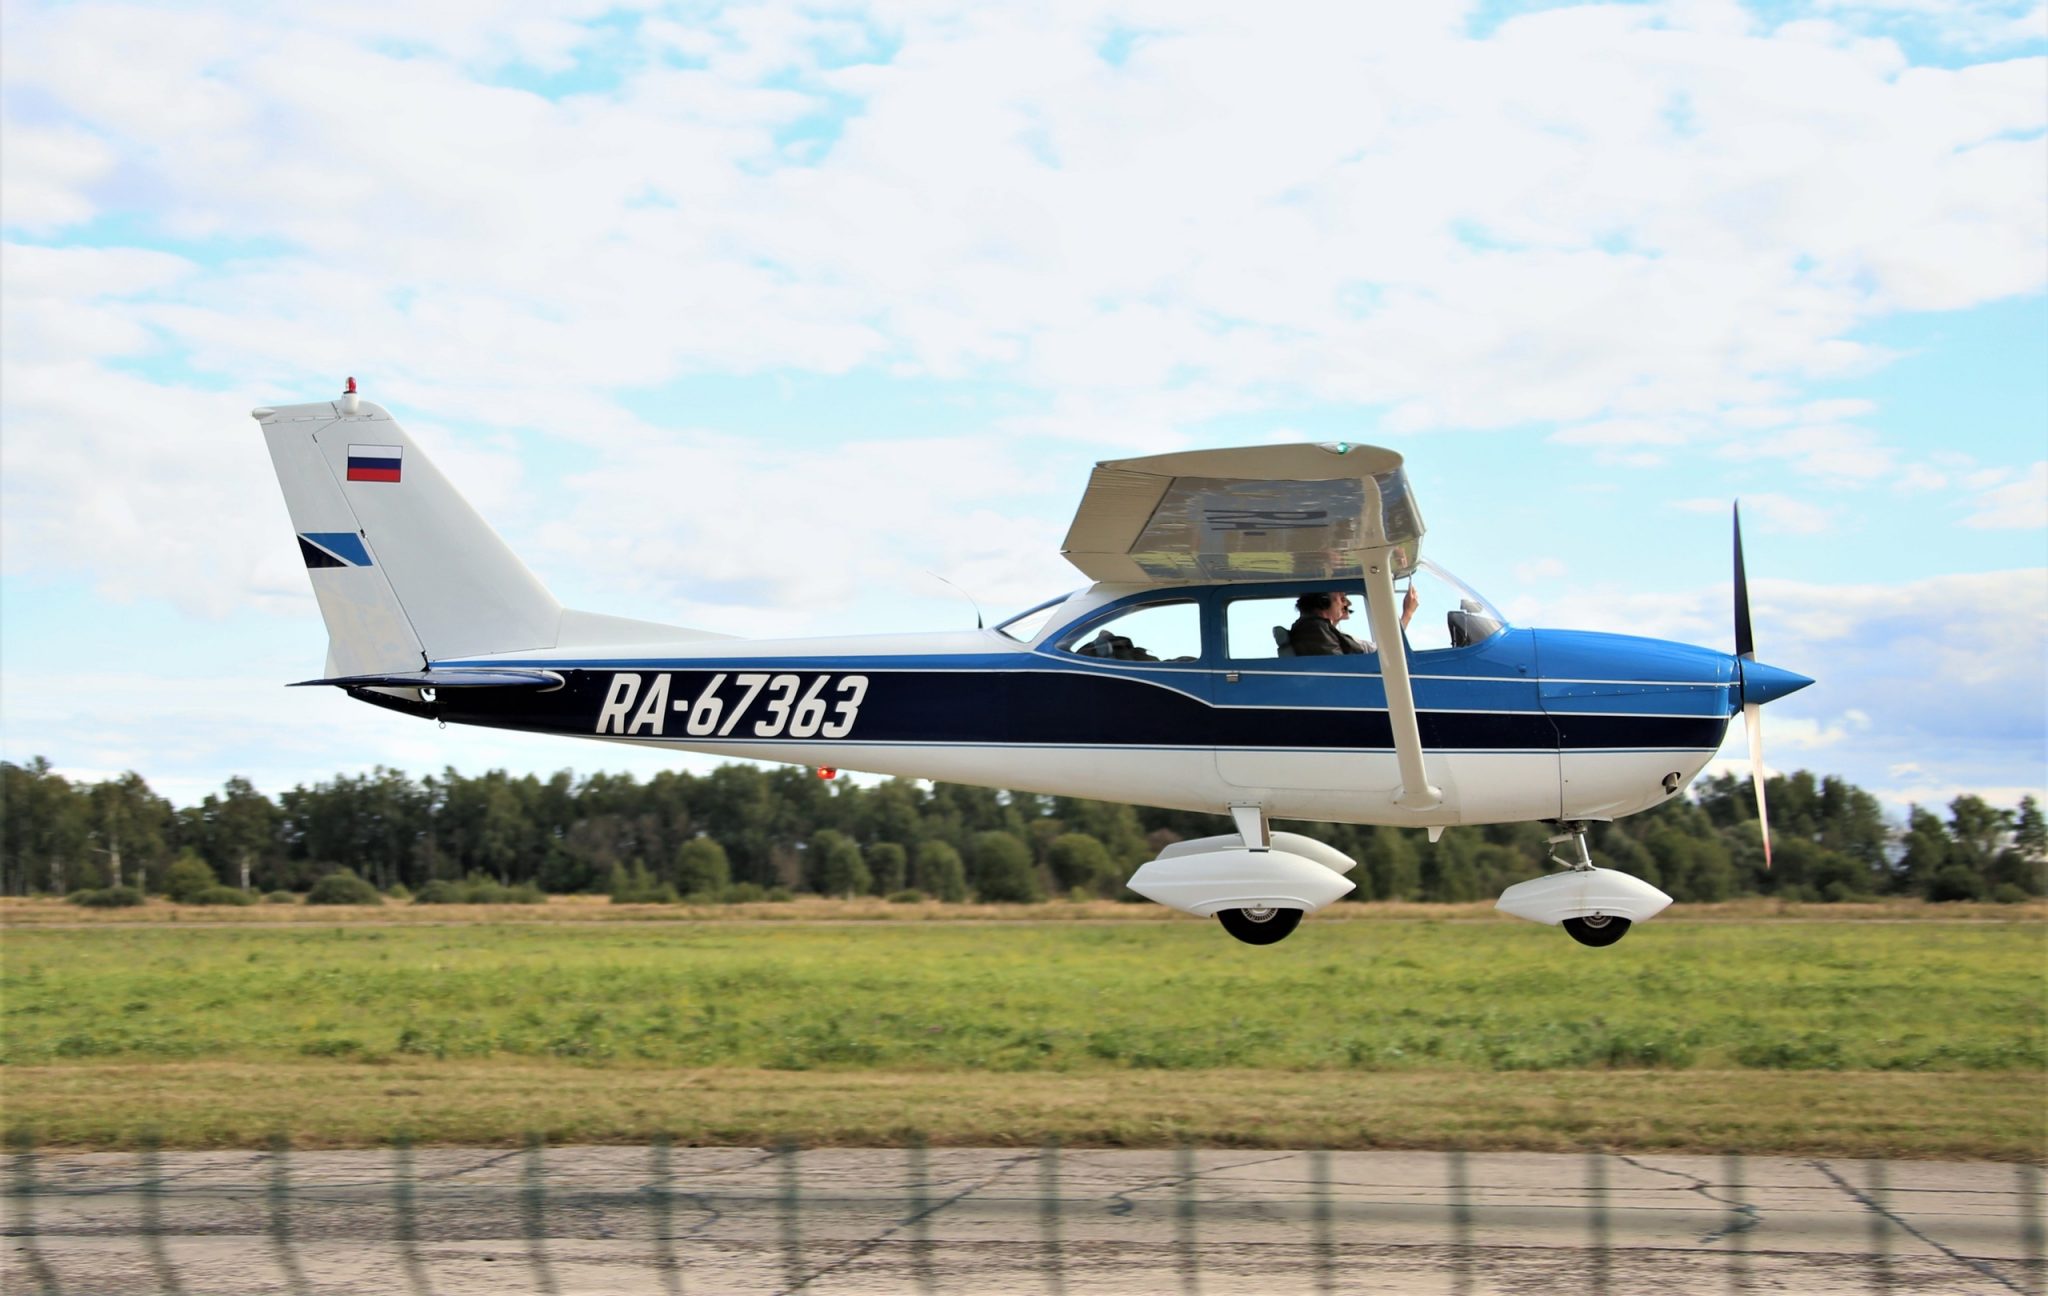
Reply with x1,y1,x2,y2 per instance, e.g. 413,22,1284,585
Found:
1404,559,1507,651
995,591,1083,643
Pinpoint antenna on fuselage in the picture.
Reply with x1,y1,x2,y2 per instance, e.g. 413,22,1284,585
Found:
925,570,984,629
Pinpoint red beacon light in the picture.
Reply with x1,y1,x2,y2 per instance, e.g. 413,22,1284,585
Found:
816,767,838,780
340,376,360,415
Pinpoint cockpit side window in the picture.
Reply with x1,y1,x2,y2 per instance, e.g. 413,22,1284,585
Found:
1056,600,1202,664
1225,595,1318,659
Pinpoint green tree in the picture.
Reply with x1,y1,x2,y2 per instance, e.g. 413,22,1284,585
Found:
205,777,282,892
1044,833,1119,896
2007,796,2046,895
967,831,1042,903
1895,807,1953,898
1418,831,1482,902
161,851,217,903
673,837,731,897
1361,827,1420,902
1947,795,2013,887
1,758,89,894
88,773,173,891
804,829,870,897
864,841,908,895
607,861,675,903
913,840,968,902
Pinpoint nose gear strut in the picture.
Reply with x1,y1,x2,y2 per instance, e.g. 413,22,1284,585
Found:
1546,822,1595,872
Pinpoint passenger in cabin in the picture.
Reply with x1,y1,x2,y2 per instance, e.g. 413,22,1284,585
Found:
1288,587,1419,657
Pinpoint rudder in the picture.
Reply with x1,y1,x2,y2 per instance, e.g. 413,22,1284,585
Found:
256,392,562,674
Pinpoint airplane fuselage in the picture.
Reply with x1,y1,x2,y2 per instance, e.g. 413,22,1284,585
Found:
411,582,1739,827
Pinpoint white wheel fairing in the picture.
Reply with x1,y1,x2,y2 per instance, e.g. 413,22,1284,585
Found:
1495,867,1673,927
1126,847,1355,917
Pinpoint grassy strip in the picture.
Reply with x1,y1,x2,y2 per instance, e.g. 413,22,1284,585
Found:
7,921,2041,1073
4,895,2042,926
4,1064,2039,1160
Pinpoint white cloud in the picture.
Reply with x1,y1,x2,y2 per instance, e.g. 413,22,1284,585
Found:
3,1,2041,444
1676,493,1839,534
0,124,118,233
1962,461,2048,529
0,1,2042,805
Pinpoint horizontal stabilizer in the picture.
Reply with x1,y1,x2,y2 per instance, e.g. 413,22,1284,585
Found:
291,668,566,691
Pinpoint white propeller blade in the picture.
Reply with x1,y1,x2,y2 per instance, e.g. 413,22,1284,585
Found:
1735,502,1770,870
1744,700,1770,869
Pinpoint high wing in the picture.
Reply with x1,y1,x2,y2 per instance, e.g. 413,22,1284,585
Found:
1060,441,1441,810
1059,442,1424,584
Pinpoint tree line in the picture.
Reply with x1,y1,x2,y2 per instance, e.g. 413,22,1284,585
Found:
2,756,2041,905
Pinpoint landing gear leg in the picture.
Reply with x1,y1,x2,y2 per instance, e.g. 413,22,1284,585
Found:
1545,822,1595,871
1542,821,1634,946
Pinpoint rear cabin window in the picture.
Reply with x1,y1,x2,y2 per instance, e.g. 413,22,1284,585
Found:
1059,601,1202,663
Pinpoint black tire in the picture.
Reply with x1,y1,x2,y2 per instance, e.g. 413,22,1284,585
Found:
1216,906,1303,945
1562,914,1632,947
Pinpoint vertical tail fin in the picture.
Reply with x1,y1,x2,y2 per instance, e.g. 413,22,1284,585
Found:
256,394,562,674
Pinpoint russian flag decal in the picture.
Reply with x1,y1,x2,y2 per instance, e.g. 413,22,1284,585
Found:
347,444,402,483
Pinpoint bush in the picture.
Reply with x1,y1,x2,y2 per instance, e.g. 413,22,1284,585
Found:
190,885,255,907
1992,883,2031,905
968,831,1043,903
720,882,768,904
262,891,298,905
887,889,925,904
673,838,731,897
68,886,145,908
804,830,870,897
913,842,968,903
1045,833,1120,896
305,870,383,906
162,851,218,903
415,875,547,905
384,883,412,902
608,862,676,904
865,842,909,895
1927,864,1987,903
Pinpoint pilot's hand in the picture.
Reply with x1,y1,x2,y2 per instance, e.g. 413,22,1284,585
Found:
1401,584,1420,624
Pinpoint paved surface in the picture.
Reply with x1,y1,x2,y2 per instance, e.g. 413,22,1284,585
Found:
6,1145,2043,1294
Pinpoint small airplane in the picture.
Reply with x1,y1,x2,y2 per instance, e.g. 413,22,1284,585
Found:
258,380,1811,946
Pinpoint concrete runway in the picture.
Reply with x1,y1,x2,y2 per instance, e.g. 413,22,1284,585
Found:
6,1145,2043,1294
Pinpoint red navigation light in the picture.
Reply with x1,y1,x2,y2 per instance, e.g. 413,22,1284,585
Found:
816,767,838,780
344,376,357,394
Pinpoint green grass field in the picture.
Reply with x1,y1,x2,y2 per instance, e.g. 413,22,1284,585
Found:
4,913,2042,1157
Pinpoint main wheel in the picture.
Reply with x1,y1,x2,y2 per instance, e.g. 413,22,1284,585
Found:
1562,914,1632,947
1217,906,1303,945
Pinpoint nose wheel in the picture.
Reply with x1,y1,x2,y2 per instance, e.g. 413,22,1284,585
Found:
1562,914,1631,947
1217,906,1303,945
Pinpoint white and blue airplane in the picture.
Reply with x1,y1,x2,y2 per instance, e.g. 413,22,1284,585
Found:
258,381,1811,946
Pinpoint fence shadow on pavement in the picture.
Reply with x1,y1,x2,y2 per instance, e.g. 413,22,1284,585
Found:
4,1130,2043,1295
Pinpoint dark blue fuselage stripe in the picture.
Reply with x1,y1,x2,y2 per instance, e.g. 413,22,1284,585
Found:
433,667,1729,752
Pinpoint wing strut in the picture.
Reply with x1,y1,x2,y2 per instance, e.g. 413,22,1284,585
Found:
1362,554,1441,810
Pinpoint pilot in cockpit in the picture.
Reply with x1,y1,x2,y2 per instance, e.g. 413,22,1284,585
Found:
1288,587,1419,657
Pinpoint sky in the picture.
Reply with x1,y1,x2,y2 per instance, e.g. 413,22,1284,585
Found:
1,0,2043,819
